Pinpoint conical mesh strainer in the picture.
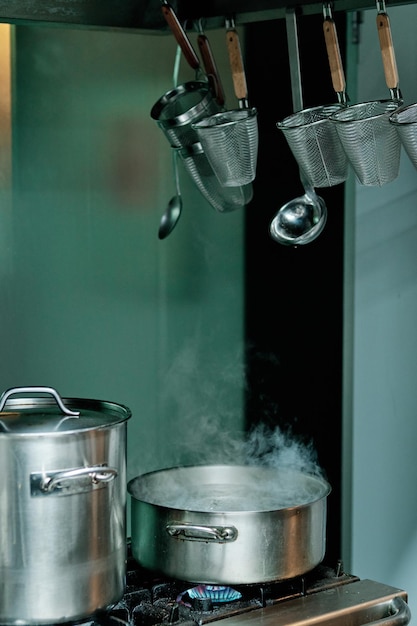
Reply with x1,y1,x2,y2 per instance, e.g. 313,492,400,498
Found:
278,102,348,188
192,107,258,187
389,103,417,170
276,4,349,189
179,143,254,212
331,99,401,186
151,81,223,149
191,19,259,188
152,2,252,213
151,82,251,213
330,1,402,186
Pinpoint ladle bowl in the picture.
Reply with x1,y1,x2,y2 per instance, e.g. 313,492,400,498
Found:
269,181,327,246
158,193,182,239
158,148,183,240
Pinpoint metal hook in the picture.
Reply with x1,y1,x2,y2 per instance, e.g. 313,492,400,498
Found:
323,2,334,19
376,0,387,13
225,16,236,30
195,17,204,33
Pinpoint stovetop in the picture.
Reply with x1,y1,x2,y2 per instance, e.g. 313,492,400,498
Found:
89,542,360,626
2,541,410,626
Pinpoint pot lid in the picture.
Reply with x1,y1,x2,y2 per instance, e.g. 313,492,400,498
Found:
0,386,131,435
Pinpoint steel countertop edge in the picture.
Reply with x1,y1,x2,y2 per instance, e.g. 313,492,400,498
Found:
214,579,409,626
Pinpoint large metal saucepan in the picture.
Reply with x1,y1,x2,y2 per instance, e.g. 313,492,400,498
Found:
128,464,331,584
0,386,131,626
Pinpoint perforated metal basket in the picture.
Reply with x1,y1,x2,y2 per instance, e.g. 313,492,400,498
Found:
192,107,258,187
330,99,402,186
277,103,349,188
389,102,417,171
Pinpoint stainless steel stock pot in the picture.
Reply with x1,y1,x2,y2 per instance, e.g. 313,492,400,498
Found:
0,386,131,625
128,464,331,584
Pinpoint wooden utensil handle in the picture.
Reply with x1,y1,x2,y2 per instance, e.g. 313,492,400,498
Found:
323,18,346,95
226,28,248,102
197,34,226,106
161,1,200,71
377,12,399,90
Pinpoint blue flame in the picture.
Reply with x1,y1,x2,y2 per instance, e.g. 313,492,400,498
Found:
177,584,242,606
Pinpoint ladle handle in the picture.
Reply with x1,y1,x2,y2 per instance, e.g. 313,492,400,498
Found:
226,19,249,108
376,11,400,95
161,0,200,71
285,8,303,112
323,17,346,102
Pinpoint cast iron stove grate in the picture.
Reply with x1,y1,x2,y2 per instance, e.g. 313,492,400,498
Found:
84,541,359,626
2,543,408,626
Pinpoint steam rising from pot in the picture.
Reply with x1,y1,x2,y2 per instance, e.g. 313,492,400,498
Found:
236,423,323,476
129,424,329,512
129,338,328,511
129,463,330,512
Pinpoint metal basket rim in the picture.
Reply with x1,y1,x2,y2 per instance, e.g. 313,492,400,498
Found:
192,107,258,130
276,102,346,130
150,81,215,127
389,102,417,126
178,142,205,158
330,98,403,124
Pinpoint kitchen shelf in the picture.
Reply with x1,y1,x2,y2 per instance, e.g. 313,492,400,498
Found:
0,0,413,33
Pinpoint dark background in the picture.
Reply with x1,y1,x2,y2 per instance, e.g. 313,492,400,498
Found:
243,12,347,568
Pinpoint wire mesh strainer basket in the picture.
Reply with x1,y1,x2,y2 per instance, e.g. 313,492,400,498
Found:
191,19,259,188
150,81,223,149
330,98,402,186
179,142,253,212
277,103,348,188
276,5,349,189
151,81,252,213
389,102,417,170
192,108,258,186
330,1,403,186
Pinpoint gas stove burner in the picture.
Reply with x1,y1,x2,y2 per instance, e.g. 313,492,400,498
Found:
176,584,242,609
9,545,407,626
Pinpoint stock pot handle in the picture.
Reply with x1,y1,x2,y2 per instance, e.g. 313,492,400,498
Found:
31,466,118,496
365,596,410,626
0,386,80,416
166,523,238,542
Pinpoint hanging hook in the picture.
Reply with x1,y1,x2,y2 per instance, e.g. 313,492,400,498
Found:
376,0,387,14
322,2,334,19
195,17,205,34
225,16,235,30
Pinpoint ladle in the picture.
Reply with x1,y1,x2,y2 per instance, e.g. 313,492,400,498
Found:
158,44,184,239
158,148,182,239
270,170,327,245
269,8,327,246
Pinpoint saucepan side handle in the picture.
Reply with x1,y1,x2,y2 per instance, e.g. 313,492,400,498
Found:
166,523,238,543
365,597,411,626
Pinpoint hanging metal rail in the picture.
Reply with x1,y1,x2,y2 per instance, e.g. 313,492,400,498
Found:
0,0,412,33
